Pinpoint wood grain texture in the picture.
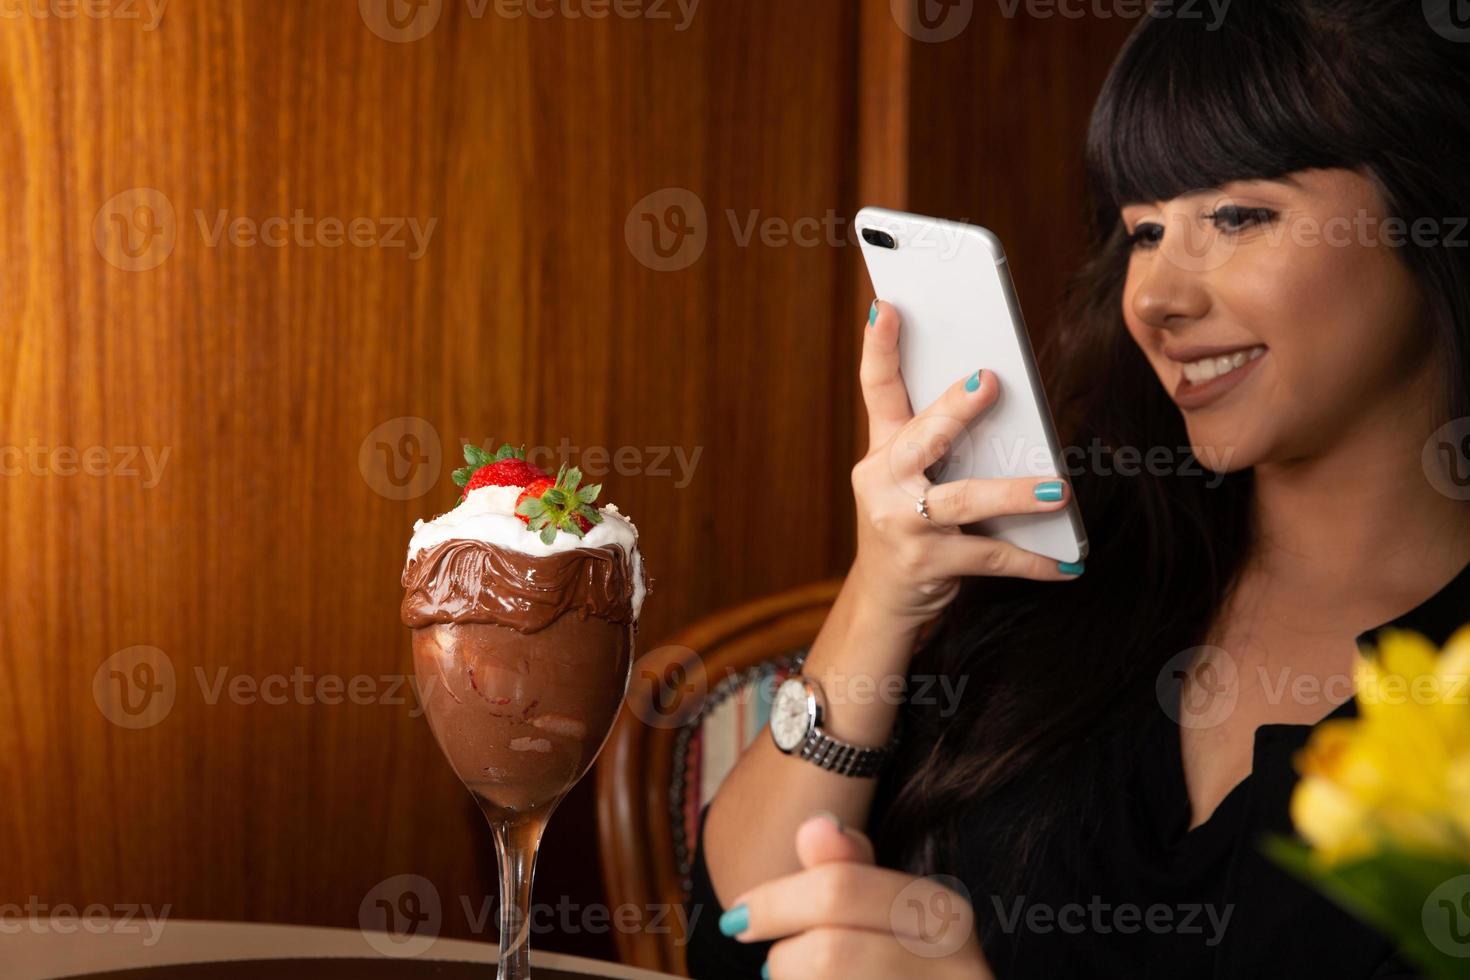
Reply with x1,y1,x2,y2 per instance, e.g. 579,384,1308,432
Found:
0,0,1131,965
0,0,861,959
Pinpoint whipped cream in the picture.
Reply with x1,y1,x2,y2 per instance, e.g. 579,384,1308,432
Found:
406,485,647,620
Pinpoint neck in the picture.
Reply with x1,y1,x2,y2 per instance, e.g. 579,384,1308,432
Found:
1248,370,1470,628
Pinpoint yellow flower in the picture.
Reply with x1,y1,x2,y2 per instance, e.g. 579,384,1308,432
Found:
1291,627,1470,866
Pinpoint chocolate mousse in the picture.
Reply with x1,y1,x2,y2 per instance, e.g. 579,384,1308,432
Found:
405,542,637,812
401,446,648,819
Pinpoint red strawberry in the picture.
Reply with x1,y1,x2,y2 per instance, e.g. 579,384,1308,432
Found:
462,458,548,498
515,465,604,544
451,442,548,504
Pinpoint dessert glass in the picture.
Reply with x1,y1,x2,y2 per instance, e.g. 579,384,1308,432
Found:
404,530,641,980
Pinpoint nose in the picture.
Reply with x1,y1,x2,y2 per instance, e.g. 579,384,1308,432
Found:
1129,242,1212,330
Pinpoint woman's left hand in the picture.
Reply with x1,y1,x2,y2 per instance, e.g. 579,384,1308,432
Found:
720,813,994,979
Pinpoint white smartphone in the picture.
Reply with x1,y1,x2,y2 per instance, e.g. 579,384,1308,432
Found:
856,206,1088,565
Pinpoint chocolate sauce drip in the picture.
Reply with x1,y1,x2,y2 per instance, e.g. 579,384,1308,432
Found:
401,538,636,632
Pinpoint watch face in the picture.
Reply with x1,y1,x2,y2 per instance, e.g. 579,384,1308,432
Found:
770,677,812,752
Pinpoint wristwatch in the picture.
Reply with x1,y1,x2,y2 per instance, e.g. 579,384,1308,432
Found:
768,674,900,778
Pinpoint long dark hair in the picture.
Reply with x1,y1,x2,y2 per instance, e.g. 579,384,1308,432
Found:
869,0,1470,907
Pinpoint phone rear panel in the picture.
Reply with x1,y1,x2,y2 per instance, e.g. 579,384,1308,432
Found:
856,207,1088,564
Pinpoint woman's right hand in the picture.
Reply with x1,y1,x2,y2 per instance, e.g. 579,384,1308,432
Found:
848,300,1082,628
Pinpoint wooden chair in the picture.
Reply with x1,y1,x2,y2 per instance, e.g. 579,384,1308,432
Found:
595,579,843,976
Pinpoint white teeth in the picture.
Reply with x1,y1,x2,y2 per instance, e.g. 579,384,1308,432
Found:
1180,345,1265,385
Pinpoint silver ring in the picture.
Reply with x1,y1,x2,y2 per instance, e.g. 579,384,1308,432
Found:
915,495,931,521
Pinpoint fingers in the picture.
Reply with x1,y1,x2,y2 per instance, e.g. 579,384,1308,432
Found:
859,301,913,450
919,475,1085,580
923,476,1072,527
726,862,936,943
929,533,1084,581
887,368,998,480
795,813,876,869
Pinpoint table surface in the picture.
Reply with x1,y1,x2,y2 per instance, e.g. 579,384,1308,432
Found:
5,920,682,980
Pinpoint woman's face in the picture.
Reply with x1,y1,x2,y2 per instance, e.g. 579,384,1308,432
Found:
1120,167,1431,473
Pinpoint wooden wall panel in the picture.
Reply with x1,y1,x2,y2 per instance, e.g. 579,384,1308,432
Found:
0,0,861,959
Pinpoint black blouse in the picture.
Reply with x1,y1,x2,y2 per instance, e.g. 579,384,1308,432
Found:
683,561,1470,979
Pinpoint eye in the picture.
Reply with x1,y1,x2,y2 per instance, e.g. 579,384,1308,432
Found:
1125,206,1277,251
1126,221,1164,251
1202,205,1277,232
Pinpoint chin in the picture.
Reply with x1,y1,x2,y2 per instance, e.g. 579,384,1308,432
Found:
1179,420,1264,476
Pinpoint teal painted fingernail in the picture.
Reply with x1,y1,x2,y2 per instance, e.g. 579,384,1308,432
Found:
761,962,770,979
1058,560,1085,576
964,370,981,393
719,904,749,937
868,299,878,326
1034,481,1064,502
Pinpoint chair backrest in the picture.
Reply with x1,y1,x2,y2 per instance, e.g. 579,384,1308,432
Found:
595,579,842,975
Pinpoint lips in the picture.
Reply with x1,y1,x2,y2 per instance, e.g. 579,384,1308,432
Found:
1163,341,1266,362
1169,344,1268,410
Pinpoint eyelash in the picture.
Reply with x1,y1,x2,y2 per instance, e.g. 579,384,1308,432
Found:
1125,206,1277,251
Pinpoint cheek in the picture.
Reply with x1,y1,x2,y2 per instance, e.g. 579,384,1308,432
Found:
1214,236,1425,400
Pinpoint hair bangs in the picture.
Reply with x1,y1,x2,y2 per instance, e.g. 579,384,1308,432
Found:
1084,4,1370,212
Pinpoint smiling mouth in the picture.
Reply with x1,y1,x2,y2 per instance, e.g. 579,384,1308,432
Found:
1178,345,1267,384
1170,344,1268,410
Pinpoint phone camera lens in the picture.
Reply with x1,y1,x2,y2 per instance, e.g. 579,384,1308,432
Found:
862,228,896,249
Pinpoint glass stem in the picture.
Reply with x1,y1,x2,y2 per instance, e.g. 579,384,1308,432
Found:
485,806,550,980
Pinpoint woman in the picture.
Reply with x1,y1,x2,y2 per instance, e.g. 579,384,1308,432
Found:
686,1,1470,977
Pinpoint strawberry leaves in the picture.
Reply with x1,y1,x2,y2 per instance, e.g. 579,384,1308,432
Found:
448,442,606,541
516,464,604,545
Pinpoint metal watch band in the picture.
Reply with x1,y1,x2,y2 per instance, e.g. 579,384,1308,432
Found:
795,723,898,778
